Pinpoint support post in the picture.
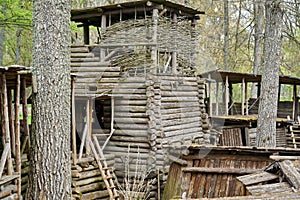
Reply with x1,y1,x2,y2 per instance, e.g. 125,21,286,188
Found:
2,73,13,175
215,82,219,115
8,88,15,155
208,74,212,116
71,78,77,164
292,84,297,120
245,81,249,115
151,8,158,74
242,78,245,115
100,15,107,61
21,78,30,152
83,23,89,45
15,74,21,198
225,75,229,116
172,13,178,74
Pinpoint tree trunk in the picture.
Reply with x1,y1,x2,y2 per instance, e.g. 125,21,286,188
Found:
256,0,283,147
27,0,71,199
223,0,229,70
0,4,6,66
251,0,265,98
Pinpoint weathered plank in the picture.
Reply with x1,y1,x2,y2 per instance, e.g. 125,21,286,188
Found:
237,171,278,186
246,182,292,195
279,160,300,189
182,167,261,174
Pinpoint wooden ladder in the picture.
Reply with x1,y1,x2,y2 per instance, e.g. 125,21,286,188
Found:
90,135,119,200
288,125,300,148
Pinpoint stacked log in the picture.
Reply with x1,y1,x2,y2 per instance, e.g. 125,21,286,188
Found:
71,155,115,200
0,175,18,199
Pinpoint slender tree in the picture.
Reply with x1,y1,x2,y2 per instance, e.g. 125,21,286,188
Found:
256,0,283,147
26,0,71,199
223,0,229,70
251,0,265,98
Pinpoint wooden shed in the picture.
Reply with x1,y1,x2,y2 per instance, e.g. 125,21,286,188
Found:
70,1,209,199
0,65,31,199
163,145,300,199
200,70,300,148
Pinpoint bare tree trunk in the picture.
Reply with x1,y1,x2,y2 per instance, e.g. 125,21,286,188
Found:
0,5,6,66
251,0,265,98
27,0,71,199
256,0,283,147
223,0,229,70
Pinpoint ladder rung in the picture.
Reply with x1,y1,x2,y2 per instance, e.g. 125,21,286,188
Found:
93,134,111,137
104,175,113,179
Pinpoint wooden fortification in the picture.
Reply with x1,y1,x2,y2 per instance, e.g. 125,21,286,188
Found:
70,1,210,199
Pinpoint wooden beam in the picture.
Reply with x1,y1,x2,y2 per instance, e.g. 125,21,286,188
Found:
100,14,106,61
83,23,89,45
15,74,21,198
242,78,245,115
71,78,77,165
215,82,219,115
225,76,229,116
21,78,30,153
208,74,212,116
279,160,300,189
245,81,249,115
172,13,177,74
237,171,278,186
182,167,262,174
151,8,158,74
7,88,15,155
292,84,297,121
2,73,12,175
0,144,10,178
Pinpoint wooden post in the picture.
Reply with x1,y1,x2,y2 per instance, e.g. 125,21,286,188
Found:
151,8,158,74
83,23,89,45
215,82,219,115
172,13,177,74
278,83,281,105
100,15,107,61
245,81,249,115
229,82,233,115
225,75,229,116
8,88,15,155
88,98,93,155
21,78,30,152
15,74,21,198
71,78,77,164
208,74,212,116
242,78,245,115
292,84,297,120
2,73,13,175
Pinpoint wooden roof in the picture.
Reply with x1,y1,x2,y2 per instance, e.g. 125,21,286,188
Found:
0,65,31,87
200,70,300,85
71,0,204,26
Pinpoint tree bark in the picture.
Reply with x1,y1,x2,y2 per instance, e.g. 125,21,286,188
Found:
27,0,71,199
251,0,265,98
256,0,283,147
223,0,229,70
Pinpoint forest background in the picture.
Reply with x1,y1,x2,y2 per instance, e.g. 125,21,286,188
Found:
0,0,299,98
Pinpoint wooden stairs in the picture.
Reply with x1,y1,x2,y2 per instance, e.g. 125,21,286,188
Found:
287,124,300,148
90,135,119,200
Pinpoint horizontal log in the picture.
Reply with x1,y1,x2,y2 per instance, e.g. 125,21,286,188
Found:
71,57,100,62
160,106,200,115
162,117,201,128
103,146,150,154
111,141,150,149
72,182,106,194
115,106,147,113
110,135,148,143
270,155,300,160
161,96,199,102
182,167,262,174
81,190,109,199
113,129,148,137
112,94,147,100
115,124,148,130
160,85,199,91
0,175,19,185
71,52,94,58
114,117,148,124
113,88,146,94
161,91,199,97
161,102,200,109
71,62,111,67
163,127,202,138
115,99,147,106
71,46,89,53
72,168,101,179
72,176,103,187
163,121,201,132
72,66,119,72
161,111,201,120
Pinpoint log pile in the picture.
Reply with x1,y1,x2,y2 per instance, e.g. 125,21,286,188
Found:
71,155,115,200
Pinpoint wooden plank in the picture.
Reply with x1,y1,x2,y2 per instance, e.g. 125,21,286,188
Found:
246,182,292,195
0,175,19,185
237,171,278,186
279,160,300,189
182,167,261,174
